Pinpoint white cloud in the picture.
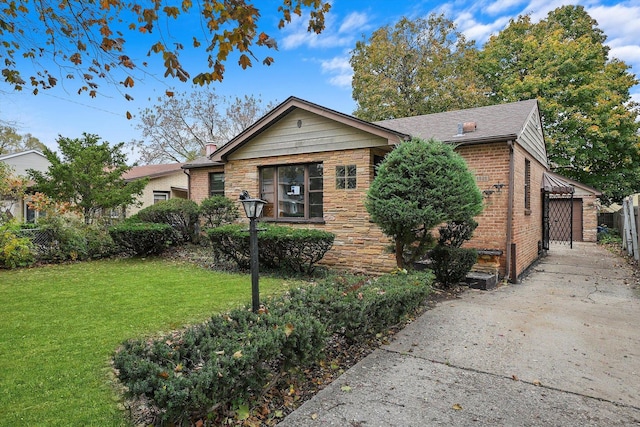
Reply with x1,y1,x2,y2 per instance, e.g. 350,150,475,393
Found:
339,11,369,33
321,55,353,89
485,0,527,16
280,10,371,50
609,45,640,64
455,12,512,43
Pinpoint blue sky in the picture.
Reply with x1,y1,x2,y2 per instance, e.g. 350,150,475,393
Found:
1,0,639,161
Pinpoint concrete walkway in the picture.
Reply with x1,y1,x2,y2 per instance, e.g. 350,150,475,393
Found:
280,243,640,426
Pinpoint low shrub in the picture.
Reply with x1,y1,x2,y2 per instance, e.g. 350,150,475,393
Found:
114,308,326,423
109,221,175,256
136,199,200,243
36,216,88,262
208,224,335,274
279,271,433,342
199,196,239,228
430,245,477,287
84,224,118,259
114,271,432,423
0,223,35,268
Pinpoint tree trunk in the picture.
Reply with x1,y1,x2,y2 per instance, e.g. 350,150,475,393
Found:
395,240,404,269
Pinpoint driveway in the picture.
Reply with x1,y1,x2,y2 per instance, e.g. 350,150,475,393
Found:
280,243,640,426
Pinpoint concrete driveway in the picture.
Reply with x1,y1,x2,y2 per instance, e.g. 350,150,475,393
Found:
280,243,640,426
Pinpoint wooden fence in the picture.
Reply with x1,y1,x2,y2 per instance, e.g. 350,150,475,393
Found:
621,197,640,262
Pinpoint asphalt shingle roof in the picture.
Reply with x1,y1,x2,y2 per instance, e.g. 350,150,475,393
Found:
375,99,539,144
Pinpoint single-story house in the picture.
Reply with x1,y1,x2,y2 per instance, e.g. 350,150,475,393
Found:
0,150,50,222
122,162,188,216
183,97,600,282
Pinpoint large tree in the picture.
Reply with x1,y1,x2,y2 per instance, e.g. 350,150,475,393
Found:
350,14,489,121
28,133,147,223
366,138,483,268
0,125,47,155
132,91,273,164
0,0,330,102
479,5,640,203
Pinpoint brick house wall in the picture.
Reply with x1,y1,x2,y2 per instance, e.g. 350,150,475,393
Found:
185,98,599,281
189,148,398,272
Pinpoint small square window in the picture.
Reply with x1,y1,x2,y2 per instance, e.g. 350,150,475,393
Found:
153,191,169,204
336,164,356,189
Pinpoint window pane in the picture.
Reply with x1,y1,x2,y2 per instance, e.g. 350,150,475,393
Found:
209,172,224,196
309,192,323,218
347,177,357,189
347,165,356,177
278,165,305,218
261,167,275,218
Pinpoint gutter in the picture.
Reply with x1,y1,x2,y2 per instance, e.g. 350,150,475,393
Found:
506,140,515,283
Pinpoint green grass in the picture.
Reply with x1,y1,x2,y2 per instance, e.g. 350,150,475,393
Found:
0,258,293,426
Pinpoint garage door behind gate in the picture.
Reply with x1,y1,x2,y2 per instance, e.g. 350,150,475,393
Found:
549,198,583,242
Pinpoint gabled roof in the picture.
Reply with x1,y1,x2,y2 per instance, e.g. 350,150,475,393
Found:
123,162,185,180
0,150,46,161
375,99,540,145
210,96,410,163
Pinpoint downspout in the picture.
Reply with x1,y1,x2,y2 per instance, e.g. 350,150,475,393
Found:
183,168,191,200
505,140,515,283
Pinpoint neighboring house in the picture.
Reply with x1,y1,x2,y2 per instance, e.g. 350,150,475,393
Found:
0,150,50,222
123,163,188,216
183,97,600,282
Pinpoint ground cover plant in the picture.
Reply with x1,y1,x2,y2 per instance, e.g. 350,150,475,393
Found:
0,258,290,426
114,270,433,425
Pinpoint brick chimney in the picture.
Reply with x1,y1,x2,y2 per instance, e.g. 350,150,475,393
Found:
205,143,217,157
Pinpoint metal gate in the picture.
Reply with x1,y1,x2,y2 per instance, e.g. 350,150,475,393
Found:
548,195,574,247
542,172,575,250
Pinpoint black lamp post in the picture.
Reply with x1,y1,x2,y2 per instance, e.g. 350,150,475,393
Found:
239,191,267,312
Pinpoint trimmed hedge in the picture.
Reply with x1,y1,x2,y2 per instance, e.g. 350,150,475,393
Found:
113,271,432,424
207,224,335,274
109,222,176,256
136,198,200,243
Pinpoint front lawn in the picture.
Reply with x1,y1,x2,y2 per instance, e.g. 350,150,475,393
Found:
0,258,291,426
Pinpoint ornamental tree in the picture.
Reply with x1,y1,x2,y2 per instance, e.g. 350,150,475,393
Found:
366,138,482,268
28,133,148,224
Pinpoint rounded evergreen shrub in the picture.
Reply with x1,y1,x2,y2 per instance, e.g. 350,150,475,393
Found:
430,245,477,287
199,196,239,228
136,198,200,243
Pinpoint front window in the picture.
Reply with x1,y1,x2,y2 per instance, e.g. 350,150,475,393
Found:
153,191,169,204
209,172,225,197
260,163,323,220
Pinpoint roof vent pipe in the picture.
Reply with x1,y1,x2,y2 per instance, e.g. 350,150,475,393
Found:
457,123,463,136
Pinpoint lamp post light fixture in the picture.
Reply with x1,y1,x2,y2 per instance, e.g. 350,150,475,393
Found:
239,191,267,313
